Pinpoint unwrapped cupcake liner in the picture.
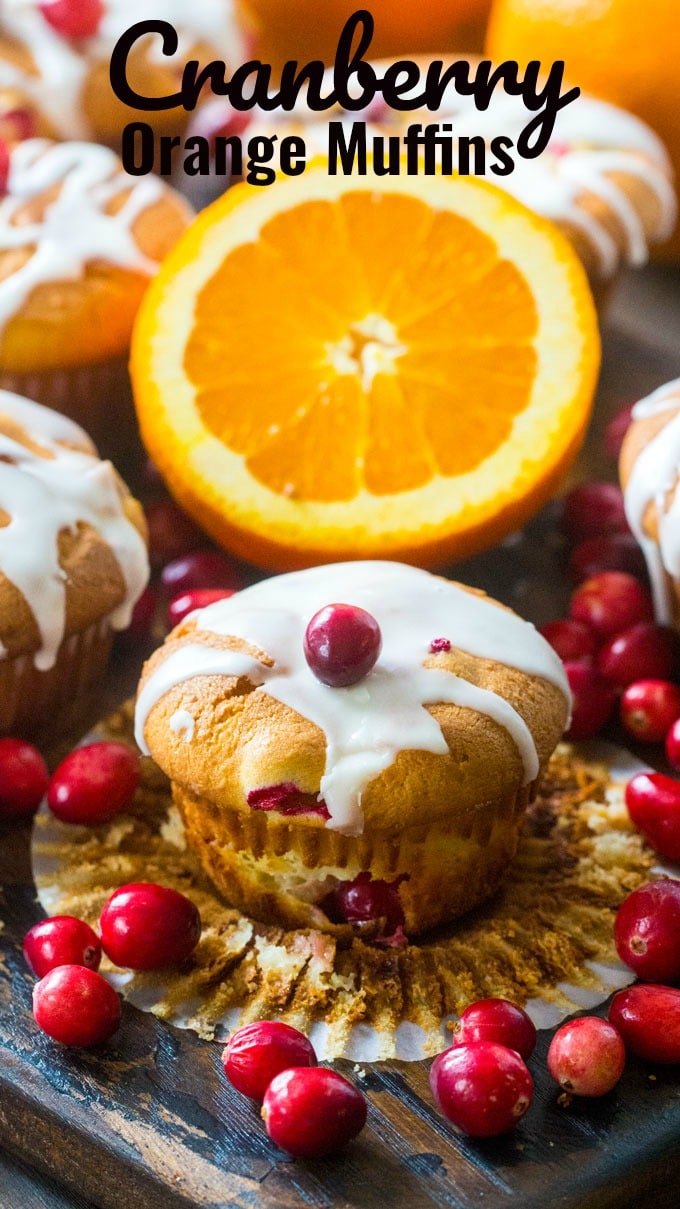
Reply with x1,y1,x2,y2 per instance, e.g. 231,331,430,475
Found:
30,702,667,1062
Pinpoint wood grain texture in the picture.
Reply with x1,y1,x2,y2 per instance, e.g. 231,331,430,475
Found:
2,293,680,1208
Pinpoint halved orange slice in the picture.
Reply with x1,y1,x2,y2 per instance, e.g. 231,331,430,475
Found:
131,163,600,570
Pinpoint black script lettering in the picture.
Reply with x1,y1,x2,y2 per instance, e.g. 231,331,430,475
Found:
109,20,182,111
516,61,580,157
275,60,331,111
380,59,422,108
333,10,376,110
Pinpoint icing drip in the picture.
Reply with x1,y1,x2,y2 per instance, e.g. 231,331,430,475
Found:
624,379,680,624
135,562,570,837
0,139,167,332
0,0,247,140
0,389,149,669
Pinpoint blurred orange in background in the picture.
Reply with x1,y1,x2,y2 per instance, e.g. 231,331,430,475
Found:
246,0,492,67
487,0,680,258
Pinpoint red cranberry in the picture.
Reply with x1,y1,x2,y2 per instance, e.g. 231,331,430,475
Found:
430,1042,533,1137
0,739,49,817
570,572,653,638
38,0,104,39
561,483,629,543
322,872,405,937
666,719,680,770
429,637,451,653
119,585,156,645
614,880,680,984
0,108,36,143
547,1017,625,1097
24,916,101,978
223,1022,316,1100
261,1067,367,1157
144,499,204,570
304,604,382,687
620,679,680,743
569,533,647,584
596,624,680,688
47,743,140,826
625,772,680,861
456,999,536,1060
247,783,330,820
0,137,10,197
539,619,598,663
604,402,636,461
564,662,616,739
168,587,236,628
609,984,680,1063
33,965,120,1047
160,550,243,595
99,883,201,970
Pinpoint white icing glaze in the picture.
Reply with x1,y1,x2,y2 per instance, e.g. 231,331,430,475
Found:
246,80,676,280
0,0,247,140
0,139,169,332
0,388,149,669
624,380,680,624
135,562,570,837
169,708,196,742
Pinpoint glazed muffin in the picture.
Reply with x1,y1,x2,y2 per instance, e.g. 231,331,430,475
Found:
620,377,680,626
0,0,249,146
0,388,149,739
229,55,676,293
0,138,192,460
135,561,570,941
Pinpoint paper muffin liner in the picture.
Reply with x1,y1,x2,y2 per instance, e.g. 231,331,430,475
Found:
30,701,669,1062
0,619,113,741
0,357,137,464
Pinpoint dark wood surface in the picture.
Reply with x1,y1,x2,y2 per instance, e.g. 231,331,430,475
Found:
2,265,680,1209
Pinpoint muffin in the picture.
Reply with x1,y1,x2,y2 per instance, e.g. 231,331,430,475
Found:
135,561,570,941
620,378,680,626
0,0,249,146
229,55,676,292
0,137,192,460
0,387,149,739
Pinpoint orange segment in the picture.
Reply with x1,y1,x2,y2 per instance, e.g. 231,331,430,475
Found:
131,162,600,570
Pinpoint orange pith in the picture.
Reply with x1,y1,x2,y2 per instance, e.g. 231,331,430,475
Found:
131,164,600,571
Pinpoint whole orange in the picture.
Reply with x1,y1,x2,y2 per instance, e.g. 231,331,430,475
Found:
487,0,680,257
247,0,492,68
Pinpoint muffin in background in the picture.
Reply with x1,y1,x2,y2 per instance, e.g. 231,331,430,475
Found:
0,138,192,460
0,389,149,740
135,561,570,941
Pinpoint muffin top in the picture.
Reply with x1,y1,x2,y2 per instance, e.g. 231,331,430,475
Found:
0,138,192,372
0,0,248,142
136,561,570,836
0,389,148,669
620,376,680,622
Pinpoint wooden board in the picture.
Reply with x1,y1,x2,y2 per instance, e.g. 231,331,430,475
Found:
2,271,680,1209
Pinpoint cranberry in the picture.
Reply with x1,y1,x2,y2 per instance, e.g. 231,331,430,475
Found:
609,984,680,1063
223,1022,316,1100
614,880,680,984
569,533,647,585
625,772,680,861
0,739,49,817
160,550,243,596
570,572,653,638
564,662,616,739
261,1067,367,1157
666,719,680,770
144,499,204,570
322,872,405,937
547,1017,625,1097
168,588,236,628
539,619,598,663
429,637,452,653
596,624,680,688
620,679,680,743
0,108,36,144
119,585,156,645
33,965,120,1047
561,483,629,543
0,137,10,197
99,883,201,970
38,0,103,39
247,783,330,820
430,1042,533,1137
456,998,536,1060
24,916,101,978
604,402,636,461
47,742,140,826
304,604,382,687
